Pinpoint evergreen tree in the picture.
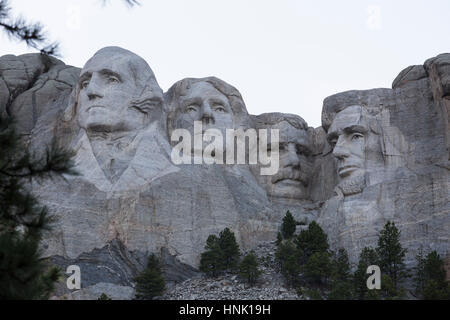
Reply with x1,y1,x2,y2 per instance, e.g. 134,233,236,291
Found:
275,240,300,285
276,232,283,246
328,249,353,300
294,221,329,264
376,221,407,292
421,251,450,300
353,247,379,300
218,227,240,272
413,246,426,296
0,116,77,299
281,210,296,239
199,235,225,277
134,254,166,300
304,251,332,285
331,249,351,282
239,251,261,286
98,293,111,300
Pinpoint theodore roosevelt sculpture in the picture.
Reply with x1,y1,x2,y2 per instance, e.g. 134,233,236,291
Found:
251,113,313,200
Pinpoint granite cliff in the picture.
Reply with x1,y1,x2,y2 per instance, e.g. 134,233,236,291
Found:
0,47,448,299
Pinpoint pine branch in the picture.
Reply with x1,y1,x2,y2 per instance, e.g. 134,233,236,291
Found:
0,0,59,56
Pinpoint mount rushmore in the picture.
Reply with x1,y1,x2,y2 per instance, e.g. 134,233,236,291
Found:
0,47,448,298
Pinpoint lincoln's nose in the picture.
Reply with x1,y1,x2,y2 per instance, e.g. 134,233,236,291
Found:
333,136,350,160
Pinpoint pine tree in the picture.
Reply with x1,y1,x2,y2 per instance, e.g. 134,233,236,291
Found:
328,249,353,300
134,254,166,300
295,221,329,264
353,247,379,300
98,293,112,300
239,251,261,286
0,116,77,299
304,251,332,285
376,221,407,292
218,228,240,272
413,246,426,296
421,251,450,300
199,235,225,277
276,232,283,246
281,210,296,240
275,240,300,285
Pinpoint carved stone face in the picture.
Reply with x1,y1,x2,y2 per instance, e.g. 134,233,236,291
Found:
257,120,312,199
327,105,372,195
174,81,234,135
76,52,161,133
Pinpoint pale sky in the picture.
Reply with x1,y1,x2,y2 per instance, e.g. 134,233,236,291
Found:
1,0,450,128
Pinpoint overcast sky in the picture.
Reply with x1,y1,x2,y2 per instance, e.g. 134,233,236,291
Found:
2,0,450,128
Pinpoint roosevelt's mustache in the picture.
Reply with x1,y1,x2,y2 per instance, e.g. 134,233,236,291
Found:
271,167,309,186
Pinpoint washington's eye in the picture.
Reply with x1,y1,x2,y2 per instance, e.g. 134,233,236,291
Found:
108,76,120,83
351,133,364,141
185,104,199,113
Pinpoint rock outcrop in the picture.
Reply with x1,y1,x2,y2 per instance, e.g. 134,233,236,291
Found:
0,47,448,299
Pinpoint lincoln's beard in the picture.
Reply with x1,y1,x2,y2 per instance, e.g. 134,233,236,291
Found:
337,172,366,196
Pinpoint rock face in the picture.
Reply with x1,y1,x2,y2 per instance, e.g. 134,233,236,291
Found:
318,58,450,266
1,47,448,299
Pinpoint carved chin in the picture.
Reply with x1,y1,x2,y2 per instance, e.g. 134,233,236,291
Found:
338,173,366,196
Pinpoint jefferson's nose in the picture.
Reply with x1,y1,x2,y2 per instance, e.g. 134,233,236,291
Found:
201,103,215,125
333,136,350,160
86,74,104,100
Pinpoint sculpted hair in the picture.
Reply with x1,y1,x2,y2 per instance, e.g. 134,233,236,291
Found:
252,112,308,131
63,46,164,125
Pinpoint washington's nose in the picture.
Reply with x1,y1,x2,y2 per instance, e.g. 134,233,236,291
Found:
86,75,104,100
333,136,350,160
201,103,215,125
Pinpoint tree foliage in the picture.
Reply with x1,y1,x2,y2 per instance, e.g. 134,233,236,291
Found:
328,249,353,299
275,240,300,285
200,228,240,277
420,251,449,300
199,235,225,277
239,251,261,286
304,251,332,285
353,247,378,300
218,227,240,271
294,221,329,264
0,116,77,299
134,254,166,300
376,221,408,292
281,210,296,240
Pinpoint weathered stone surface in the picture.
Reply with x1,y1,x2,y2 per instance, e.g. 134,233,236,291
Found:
2,47,448,299
317,56,450,267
